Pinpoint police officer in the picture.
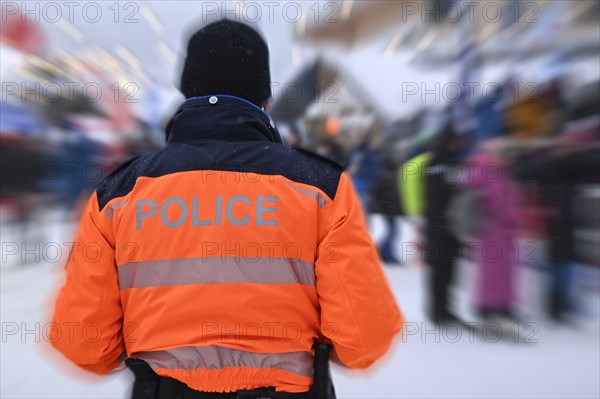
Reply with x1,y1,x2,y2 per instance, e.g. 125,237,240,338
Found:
50,19,402,398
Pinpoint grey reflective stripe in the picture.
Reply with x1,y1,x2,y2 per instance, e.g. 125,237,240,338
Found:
284,181,327,208
105,199,128,218
118,256,315,290
133,345,314,377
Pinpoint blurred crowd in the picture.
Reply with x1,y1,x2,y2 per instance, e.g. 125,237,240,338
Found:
1,12,165,226
290,79,599,326
1,50,165,211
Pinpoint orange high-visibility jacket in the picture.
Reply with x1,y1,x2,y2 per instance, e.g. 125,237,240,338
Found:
51,96,403,393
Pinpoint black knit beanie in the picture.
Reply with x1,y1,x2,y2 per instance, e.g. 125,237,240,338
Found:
179,19,271,106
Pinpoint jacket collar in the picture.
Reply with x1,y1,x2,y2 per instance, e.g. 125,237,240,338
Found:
166,95,283,144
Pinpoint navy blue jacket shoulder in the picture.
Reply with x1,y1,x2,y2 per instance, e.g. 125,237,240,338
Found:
96,96,343,211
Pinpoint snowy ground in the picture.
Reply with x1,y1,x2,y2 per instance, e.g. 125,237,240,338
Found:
1,213,599,398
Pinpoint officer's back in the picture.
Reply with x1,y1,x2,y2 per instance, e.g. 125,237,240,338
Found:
50,19,403,397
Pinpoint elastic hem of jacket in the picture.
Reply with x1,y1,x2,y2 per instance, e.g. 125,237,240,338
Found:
153,368,312,393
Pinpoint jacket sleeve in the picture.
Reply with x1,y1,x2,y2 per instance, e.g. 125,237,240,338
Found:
316,172,403,369
50,192,125,374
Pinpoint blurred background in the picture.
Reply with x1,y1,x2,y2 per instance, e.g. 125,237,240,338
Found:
1,1,599,398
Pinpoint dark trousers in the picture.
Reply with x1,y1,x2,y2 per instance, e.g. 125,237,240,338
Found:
380,216,399,262
548,260,574,319
427,236,459,319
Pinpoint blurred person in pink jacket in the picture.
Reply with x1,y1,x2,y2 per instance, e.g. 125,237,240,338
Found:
462,137,519,320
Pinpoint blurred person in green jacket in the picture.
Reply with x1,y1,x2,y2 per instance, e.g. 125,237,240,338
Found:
399,152,431,216
397,151,431,267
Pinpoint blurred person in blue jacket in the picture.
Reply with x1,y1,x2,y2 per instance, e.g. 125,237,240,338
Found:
348,140,381,214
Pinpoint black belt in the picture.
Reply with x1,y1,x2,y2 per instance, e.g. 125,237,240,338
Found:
126,358,310,399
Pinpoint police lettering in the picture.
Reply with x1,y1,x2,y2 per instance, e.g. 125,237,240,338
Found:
136,195,278,230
